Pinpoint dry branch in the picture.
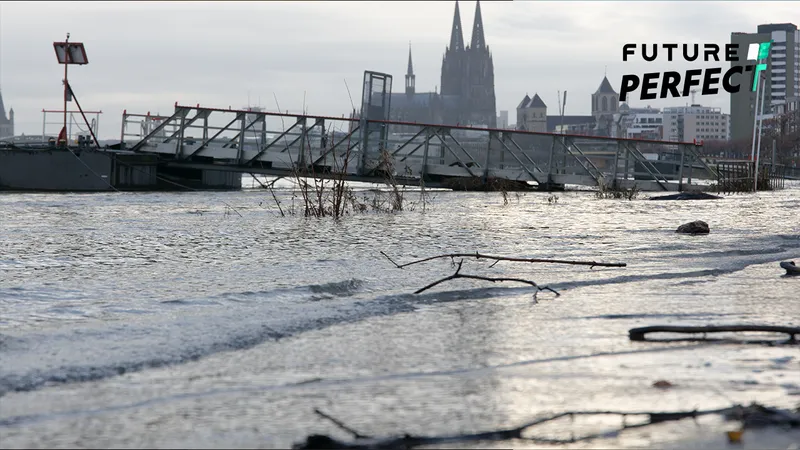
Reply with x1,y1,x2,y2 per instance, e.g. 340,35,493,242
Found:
314,409,369,440
379,251,626,269
294,403,798,449
629,325,800,342
251,173,285,217
414,260,559,297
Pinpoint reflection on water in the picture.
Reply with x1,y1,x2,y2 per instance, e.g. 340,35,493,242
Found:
0,184,799,448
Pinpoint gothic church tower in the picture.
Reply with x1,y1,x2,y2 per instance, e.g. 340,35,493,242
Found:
464,0,496,127
439,1,497,127
591,75,619,137
0,90,14,139
405,45,416,97
440,1,466,97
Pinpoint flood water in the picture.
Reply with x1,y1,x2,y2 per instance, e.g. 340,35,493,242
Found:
1,182,799,449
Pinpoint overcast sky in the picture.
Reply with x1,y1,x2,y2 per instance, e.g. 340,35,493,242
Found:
0,1,796,139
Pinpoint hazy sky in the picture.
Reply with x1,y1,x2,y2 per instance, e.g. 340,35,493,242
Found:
0,1,796,139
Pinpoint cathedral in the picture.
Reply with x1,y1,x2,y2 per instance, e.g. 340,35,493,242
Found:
0,90,14,140
389,1,497,131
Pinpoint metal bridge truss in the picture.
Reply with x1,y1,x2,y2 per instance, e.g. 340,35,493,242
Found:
121,105,718,192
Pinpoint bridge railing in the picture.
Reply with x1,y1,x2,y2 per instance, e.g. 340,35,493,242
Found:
122,104,712,191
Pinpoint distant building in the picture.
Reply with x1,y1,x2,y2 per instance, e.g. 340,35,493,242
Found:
730,23,799,142
242,105,265,125
590,76,620,137
663,105,730,143
515,75,619,136
497,110,509,129
760,95,799,167
624,112,663,140
515,93,547,132
388,1,497,130
0,90,14,139
621,104,662,115
389,47,445,134
617,104,662,139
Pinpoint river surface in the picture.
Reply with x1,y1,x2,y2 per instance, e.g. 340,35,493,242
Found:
1,182,799,449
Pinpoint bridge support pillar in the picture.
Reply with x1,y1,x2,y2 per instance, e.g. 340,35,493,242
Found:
612,142,620,188
298,117,308,168
623,144,630,182
260,116,267,150
678,144,686,191
686,147,694,186
483,132,493,183
236,113,247,164
421,128,431,182
546,134,556,181
175,108,187,158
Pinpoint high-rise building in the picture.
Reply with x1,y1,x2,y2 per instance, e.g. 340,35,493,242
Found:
730,23,799,143
663,105,730,144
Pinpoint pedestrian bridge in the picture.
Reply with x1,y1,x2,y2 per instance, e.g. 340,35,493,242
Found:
121,103,718,192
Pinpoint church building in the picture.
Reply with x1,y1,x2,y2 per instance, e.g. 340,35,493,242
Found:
0,90,14,139
389,1,497,131
515,75,621,137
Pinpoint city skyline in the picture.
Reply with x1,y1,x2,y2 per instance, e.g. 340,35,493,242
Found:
0,1,797,138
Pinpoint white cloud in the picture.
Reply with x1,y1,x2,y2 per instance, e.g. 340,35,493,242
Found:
0,1,796,138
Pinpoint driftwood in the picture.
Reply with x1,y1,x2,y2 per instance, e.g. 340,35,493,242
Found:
629,325,800,342
380,251,626,269
380,251,626,298
294,403,799,449
781,261,799,276
413,260,559,297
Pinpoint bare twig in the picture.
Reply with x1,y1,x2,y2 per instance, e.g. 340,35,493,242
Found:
380,251,626,269
313,409,370,440
250,173,285,217
296,404,796,450
413,260,559,297
378,251,402,269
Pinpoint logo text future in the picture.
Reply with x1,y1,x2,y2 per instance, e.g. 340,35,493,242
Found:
619,42,772,102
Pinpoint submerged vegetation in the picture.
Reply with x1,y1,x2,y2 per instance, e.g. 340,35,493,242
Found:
254,132,434,219
595,178,640,200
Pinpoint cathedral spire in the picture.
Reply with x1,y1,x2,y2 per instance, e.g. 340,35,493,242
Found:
0,89,8,123
407,43,414,75
405,43,416,96
448,0,464,52
470,0,486,51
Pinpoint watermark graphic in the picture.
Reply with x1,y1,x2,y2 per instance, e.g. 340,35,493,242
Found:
747,41,772,91
619,42,772,101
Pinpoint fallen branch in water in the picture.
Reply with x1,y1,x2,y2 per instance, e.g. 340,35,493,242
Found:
380,251,626,269
293,403,799,449
629,325,800,343
414,260,559,298
313,409,369,440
